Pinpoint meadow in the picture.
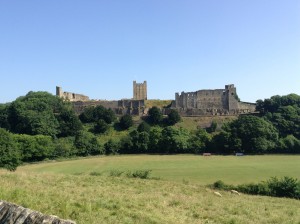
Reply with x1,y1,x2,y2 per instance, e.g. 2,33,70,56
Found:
19,155,300,184
0,155,300,223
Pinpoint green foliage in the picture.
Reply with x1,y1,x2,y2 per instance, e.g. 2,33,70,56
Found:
75,131,104,156
212,176,300,199
79,105,116,124
213,115,278,154
108,169,124,177
119,114,133,130
0,104,10,130
159,127,190,153
267,176,300,199
148,106,163,125
166,109,181,125
137,122,151,133
94,119,109,134
104,139,120,155
129,130,150,153
206,120,217,133
14,134,55,162
278,135,300,153
257,94,300,139
57,109,83,137
126,169,152,179
4,91,80,138
53,137,76,158
0,128,21,171
189,129,211,153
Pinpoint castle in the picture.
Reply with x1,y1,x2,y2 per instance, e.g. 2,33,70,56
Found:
171,84,256,116
56,82,256,116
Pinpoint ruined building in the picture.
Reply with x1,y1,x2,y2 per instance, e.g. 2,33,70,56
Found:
56,86,89,102
133,81,147,100
56,85,146,116
171,84,256,116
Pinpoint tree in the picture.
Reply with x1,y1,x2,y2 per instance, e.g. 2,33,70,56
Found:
57,108,83,137
119,114,133,130
0,104,10,130
166,109,181,125
79,105,116,124
104,139,120,155
206,120,217,133
0,128,21,171
159,126,190,153
129,130,150,153
137,122,151,133
148,107,163,125
6,91,76,137
94,119,109,134
75,131,104,156
214,115,279,154
189,129,211,153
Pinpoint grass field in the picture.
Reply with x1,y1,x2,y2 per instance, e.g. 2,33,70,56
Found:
1,155,300,223
18,155,300,185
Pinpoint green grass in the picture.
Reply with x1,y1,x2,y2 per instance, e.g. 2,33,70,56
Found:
1,155,300,223
17,155,300,185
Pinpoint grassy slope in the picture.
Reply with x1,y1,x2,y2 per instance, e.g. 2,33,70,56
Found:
0,171,299,224
18,155,300,185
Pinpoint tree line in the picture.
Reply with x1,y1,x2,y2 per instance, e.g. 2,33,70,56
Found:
0,91,300,171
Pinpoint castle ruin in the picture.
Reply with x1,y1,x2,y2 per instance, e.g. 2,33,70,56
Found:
133,81,147,100
56,86,89,102
170,84,256,116
56,83,256,117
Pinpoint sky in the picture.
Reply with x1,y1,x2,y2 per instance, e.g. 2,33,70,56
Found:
0,0,299,103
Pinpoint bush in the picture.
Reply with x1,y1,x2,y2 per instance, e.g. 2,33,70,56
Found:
211,176,300,199
267,176,300,199
126,170,152,179
109,169,124,177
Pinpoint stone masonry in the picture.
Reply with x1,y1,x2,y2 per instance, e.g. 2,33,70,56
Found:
133,81,147,100
171,84,256,116
56,86,89,102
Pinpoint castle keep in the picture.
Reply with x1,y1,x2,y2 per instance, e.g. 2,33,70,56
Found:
133,81,147,100
171,84,256,116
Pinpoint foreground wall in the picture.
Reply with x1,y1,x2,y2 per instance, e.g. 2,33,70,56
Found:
0,200,75,224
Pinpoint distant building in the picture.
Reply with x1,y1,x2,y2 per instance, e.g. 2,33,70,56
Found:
171,84,256,116
133,81,147,100
56,86,89,102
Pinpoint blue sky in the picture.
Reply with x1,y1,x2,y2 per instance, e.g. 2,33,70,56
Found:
0,0,299,103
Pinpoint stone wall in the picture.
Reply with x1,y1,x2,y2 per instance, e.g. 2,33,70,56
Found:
172,84,256,116
56,86,89,102
133,81,147,100
0,200,76,224
73,99,146,116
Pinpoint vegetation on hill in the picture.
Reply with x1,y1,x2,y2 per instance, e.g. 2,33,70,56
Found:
0,92,300,171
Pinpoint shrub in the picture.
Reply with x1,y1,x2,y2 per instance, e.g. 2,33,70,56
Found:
109,169,124,177
126,170,152,179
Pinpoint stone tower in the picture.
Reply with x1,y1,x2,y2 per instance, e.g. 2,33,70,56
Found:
56,86,63,97
133,81,147,100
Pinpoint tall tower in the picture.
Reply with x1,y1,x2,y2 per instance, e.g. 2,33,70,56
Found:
133,81,147,100
56,86,63,97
